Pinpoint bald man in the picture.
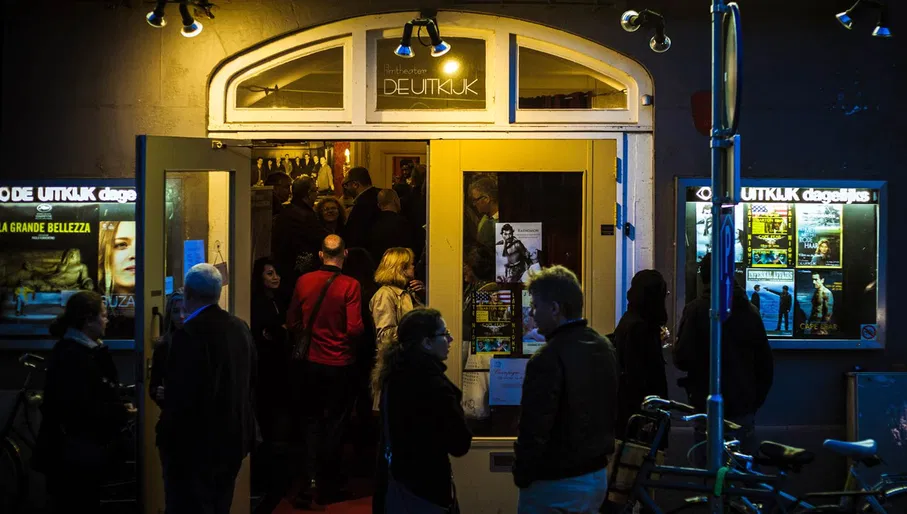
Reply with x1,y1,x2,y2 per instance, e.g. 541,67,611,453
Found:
286,234,364,507
368,188,417,263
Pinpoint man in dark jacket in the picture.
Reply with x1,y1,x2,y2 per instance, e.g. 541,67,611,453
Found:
514,265,618,512
272,176,329,293
341,167,381,249
673,253,774,465
751,284,762,316
368,188,416,262
157,263,258,514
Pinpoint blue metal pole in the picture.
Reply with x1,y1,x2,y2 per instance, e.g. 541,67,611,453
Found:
709,0,727,511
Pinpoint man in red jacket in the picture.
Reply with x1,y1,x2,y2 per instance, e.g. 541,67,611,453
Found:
287,234,364,508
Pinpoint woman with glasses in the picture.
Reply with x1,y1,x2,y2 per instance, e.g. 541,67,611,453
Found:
315,196,347,235
371,309,471,514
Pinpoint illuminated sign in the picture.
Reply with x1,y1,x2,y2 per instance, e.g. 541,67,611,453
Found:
0,186,137,204
691,186,876,205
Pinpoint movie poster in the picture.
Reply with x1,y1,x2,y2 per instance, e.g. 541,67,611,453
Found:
521,289,545,355
796,204,843,268
747,203,792,268
473,289,515,355
0,185,136,340
695,203,745,263
495,222,542,284
746,268,796,337
795,269,843,337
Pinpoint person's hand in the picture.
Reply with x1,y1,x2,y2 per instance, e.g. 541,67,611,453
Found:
155,386,165,402
125,402,137,414
409,280,425,293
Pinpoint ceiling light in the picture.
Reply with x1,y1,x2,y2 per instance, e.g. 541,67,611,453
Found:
873,5,893,37
619,8,671,53
621,10,642,32
395,21,415,58
443,59,460,74
836,0,865,30
426,20,451,57
394,15,451,58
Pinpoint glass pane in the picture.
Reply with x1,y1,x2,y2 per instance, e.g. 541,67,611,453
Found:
518,47,627,110
462,172,583,437
165,172,232,313
235,46,344,109
376,37,486,110
683,186,880,341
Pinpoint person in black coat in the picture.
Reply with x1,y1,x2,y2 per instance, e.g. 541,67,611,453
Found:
342,166,381,249
33,291,129,513
613,269,670,439
368,188,416,263
157,264,258,514
372,309,472,513
272,176,330,293
673,253,774,464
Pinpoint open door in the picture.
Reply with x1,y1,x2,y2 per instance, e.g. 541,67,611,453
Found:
136,136,252,514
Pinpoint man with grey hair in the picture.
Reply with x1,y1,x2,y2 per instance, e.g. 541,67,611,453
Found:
368,188,416,262
157,263,258,514
513,265,617,513
468,176,499,250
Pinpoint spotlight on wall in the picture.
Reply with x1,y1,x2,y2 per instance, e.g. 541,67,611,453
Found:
179,2,203,38
394,14,451,58
146,0,167,28
836,0,893,37
620,9,671,53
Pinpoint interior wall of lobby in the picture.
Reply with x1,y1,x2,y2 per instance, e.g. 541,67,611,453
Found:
1,0,905,498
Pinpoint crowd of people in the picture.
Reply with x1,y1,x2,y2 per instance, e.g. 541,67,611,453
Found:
29,162,775,514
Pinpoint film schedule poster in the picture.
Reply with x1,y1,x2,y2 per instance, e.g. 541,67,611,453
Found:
495,222,541,284
473,289,515,355
795,269,843,337
695,202,745,263
747,203,791,268
746,268,796,337
796,204,843,268
0,185,136,339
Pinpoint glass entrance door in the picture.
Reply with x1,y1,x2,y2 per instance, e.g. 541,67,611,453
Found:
136,136,251,514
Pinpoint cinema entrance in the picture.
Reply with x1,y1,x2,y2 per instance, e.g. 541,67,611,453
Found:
136,10,655,514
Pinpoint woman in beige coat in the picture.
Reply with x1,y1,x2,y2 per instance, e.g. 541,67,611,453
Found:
369,247,424,407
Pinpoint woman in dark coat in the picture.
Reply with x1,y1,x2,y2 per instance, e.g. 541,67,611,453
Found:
372,308,472,513
33,291,129,513
613,269,670,439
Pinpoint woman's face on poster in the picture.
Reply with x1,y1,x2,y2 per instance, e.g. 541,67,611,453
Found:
112,222,136,291
818,241,829,255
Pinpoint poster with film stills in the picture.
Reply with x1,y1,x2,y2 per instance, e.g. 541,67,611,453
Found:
473,289,515,355
746,268,795,337
694,202,745,263
747,203,791,268
795,269,843,337
796,204,843,268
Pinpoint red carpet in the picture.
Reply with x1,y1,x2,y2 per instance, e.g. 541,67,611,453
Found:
270,496,373,514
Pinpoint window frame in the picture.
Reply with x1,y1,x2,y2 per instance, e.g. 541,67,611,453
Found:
226,37,353,123
513,36,638,124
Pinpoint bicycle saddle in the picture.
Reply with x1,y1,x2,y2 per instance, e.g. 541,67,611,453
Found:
823,439,877,459
758,441,816,470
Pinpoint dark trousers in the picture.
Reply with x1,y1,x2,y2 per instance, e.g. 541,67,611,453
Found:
293,361,354,495
776,309,790,331
47,470,101,513
162,454,242,514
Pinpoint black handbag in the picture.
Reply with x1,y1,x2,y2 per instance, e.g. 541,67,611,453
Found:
382,385,460,513
292,272,340,361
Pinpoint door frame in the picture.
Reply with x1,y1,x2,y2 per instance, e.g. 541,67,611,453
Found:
135,135,252,514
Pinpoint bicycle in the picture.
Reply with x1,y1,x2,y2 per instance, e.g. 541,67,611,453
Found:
0,353,45,514
681,412,907,513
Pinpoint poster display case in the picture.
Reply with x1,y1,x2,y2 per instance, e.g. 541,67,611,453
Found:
0,180,136,349
675,178,886,350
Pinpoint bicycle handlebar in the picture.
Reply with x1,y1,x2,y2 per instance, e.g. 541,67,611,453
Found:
641,395,697,414
681,413,744,432
19,353,45,369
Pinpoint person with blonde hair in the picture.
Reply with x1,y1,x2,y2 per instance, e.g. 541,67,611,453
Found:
370,247,425,349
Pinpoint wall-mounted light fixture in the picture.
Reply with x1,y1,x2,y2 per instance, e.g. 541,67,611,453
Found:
146,1,215,38
836,0,893,38
395,11,451,58
620,9,671,53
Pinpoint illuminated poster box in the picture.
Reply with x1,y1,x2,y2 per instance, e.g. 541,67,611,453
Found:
674,179,886,350
0,181,136,350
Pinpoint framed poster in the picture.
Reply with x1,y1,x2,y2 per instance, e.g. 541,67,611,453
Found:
676,179,885,350
0,181,136,349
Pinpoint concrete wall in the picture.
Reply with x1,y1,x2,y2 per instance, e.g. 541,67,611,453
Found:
3,0,906,495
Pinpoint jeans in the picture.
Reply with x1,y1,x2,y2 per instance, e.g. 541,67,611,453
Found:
518,468,608,514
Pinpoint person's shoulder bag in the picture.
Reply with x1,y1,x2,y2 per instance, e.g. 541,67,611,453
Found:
292,272,340,361
382,384,459,513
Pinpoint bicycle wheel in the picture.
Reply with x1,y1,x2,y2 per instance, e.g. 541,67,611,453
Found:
863,485,907,513
666,496,753,514
0,437,27,514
